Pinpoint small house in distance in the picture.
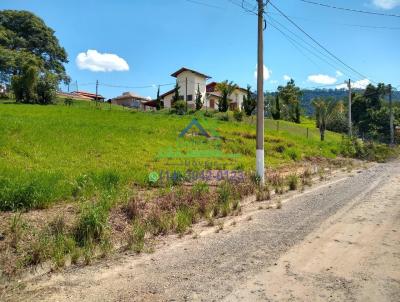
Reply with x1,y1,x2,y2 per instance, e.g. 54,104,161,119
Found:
71,91,105,101
112,92,155,111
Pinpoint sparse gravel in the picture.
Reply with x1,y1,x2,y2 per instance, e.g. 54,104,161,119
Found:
3,162,400,302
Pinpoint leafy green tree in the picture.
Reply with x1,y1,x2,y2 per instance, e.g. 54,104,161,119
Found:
0,10,68,83
242,85,256,116
295,102,301,124
37,72,58,104
216,80,237,112
277,79,302,122
195,84,203,111
11,58,39,103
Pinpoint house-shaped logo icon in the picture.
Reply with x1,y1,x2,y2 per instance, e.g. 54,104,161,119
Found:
179,118,211,138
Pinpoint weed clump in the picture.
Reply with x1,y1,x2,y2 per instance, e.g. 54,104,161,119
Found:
287,174,299,191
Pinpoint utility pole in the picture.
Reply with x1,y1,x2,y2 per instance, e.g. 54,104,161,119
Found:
347,79,352,137
95,80,99,107
389,84,394,146
256,0,265,185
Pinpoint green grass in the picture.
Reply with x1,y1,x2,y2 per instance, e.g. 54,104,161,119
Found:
0,100,342,210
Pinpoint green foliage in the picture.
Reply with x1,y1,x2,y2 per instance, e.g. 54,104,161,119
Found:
0,10,68,83
277,79,302,123
172,100,186,115
175,206,193,234
74,201,110,246
242,85,256,116
216,80,237,112
172,81,181,104
129,219,146,253
287,174,299,190
233,110,244,122
195,84,203,111
272,94,281,120
155,86,161,110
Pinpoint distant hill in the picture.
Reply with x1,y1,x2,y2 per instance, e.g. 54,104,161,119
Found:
267,89,400,116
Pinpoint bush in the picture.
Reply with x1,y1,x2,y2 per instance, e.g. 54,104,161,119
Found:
287,174,299,190
74,202,109,246
128,219,146,253
204,110,214,118
175,207,194,234
173,100,186,115
233,110,244,122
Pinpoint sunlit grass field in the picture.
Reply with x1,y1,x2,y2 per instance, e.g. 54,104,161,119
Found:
0,100,342,210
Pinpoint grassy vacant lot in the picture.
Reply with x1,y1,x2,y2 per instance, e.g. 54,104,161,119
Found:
0,100,342,211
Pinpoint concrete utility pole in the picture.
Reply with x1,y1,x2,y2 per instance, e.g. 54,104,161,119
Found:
389,84,394,145
347,79,352,137
256,0,265,185
95,80,99,107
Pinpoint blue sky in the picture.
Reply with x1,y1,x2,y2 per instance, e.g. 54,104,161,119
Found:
1,0,399,98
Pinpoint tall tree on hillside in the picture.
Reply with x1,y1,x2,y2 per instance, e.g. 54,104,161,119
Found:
195,84,203,111
172,81,180,104
272,94,281,120
242,85,256,116
0,10,68,83
216,80,237,112
155,86,161,110
0,10,69,103
277,79,302,122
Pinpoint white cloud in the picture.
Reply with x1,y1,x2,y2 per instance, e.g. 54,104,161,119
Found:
336,70,344,77
76,49,129,72
283,75,291,81
372,0,400,9
307,74,337,85
336,79,371,90
254,65,271,81
270,80,278,84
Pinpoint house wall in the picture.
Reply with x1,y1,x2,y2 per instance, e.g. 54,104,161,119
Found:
162,94,173,108
176,71,207,106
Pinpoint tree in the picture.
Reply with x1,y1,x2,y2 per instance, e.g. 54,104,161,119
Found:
242,85,256,116
195,84,203,111
155,86,161,110
11,58,39,103
0,10,68,83
312,98,339,141
172,81,180,104
216,80,237,112
277,79,302,122
271,94,281,120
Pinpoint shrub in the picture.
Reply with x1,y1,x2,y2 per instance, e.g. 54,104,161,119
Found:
175,207,194,234
128,219,146,253
233,110,244,122
74,202,109,246
204,110,214,118
256,185,271,201
287,174,299,191
173,100,186,115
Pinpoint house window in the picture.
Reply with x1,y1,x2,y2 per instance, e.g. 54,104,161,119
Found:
187,95,193,101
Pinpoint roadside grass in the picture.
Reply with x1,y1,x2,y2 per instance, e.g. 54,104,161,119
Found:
0,100,343,211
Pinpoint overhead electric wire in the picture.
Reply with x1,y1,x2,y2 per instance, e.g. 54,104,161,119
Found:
265,10,400,30
266,15,363,81
184,0,224,9
268,1,376,83
98,82,175,89
299,0,400,18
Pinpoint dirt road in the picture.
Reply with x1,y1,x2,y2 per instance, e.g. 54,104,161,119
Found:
3,162,400,301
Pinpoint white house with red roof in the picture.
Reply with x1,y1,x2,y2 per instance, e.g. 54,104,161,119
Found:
161,67,247,111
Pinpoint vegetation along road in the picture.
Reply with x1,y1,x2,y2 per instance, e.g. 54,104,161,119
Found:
5,161,400,302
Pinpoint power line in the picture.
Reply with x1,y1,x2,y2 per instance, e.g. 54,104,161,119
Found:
265,11,400,30
266,15,362,81
269,1,375,83
98,82,175,89
184,0,223,9
299,0,400,18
